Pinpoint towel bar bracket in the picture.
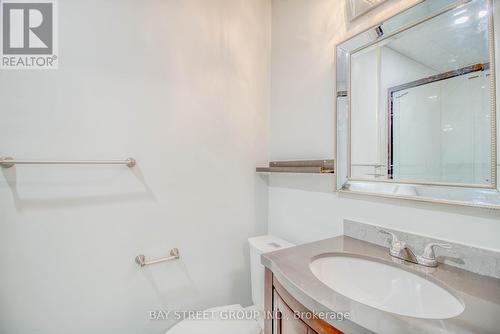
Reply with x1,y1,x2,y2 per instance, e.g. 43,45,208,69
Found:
0,157,14,168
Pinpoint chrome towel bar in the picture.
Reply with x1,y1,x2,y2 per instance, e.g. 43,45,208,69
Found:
0,156,136,168
135,248,180,267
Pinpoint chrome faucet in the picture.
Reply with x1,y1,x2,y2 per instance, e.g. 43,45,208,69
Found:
379,230,451,267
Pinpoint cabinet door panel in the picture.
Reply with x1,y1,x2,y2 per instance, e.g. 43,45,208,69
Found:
275,293,308,334
272,276,344,334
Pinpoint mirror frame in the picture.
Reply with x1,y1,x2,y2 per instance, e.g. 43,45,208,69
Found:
335,0,500,209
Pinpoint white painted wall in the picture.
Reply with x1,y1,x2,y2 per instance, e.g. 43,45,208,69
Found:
269,0,500,248
350,46,437,179
0,1,270,333
379,46,438,181
350,47,380,171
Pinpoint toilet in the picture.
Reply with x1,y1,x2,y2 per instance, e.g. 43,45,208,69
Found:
166,235,294,334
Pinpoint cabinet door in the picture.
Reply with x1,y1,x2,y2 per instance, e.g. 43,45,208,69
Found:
275,293,308,334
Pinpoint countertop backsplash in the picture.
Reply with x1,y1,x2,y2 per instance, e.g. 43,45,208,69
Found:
344,219,500,279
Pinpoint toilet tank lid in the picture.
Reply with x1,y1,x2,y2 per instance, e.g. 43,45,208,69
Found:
248,235,295,254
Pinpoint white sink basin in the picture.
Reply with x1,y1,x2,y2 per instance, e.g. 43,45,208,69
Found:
310,255,464,319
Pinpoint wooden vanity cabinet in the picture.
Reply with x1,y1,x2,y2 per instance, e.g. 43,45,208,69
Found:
275,292,309,334
265,268,343,334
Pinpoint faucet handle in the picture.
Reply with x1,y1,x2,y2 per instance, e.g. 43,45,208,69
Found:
379,229,417,261
421,242,452,259
379,229,399,244
379,229,405,257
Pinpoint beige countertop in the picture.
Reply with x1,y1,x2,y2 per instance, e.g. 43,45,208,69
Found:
262,236,500,334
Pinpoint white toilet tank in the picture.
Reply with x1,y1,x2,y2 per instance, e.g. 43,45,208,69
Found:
248,235,295,313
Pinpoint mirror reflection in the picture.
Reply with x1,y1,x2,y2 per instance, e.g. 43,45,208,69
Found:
349,0,494,187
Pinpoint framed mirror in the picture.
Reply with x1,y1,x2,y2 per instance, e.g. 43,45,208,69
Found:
336,0,500,208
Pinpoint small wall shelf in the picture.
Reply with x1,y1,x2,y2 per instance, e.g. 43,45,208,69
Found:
256,159,334,174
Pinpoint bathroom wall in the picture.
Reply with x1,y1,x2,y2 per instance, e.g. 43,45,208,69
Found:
268,0,500,248
350,47,380,171
0,1,270,333
350,46,437,179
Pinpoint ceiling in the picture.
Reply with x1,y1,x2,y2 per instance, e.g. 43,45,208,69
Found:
384,0,490,73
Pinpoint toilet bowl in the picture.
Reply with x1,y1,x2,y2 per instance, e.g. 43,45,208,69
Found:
165,235,295,334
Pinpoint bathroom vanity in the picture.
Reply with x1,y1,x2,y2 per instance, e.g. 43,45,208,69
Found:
262,236,500,334
266,269,343,334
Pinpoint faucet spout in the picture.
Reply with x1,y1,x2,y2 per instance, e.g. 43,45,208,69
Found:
398,245,418,263
379,229,418,264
